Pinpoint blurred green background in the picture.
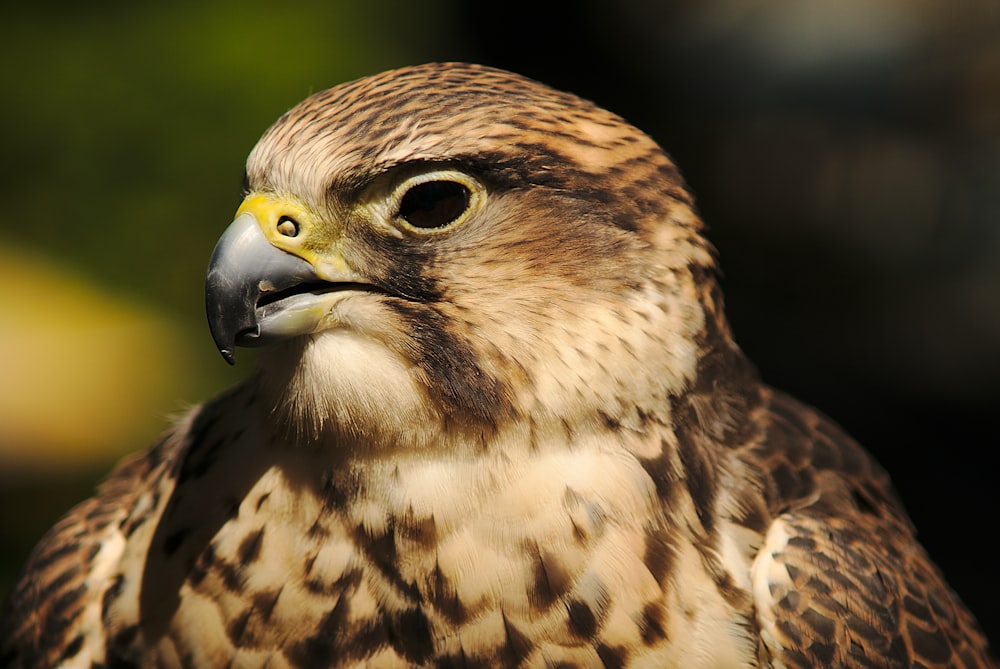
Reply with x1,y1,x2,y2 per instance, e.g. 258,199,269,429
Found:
2,0,998,643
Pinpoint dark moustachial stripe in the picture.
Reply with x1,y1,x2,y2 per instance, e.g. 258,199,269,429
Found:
385,301,513,427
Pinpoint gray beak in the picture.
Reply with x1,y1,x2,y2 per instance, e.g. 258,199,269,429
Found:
205,213,318,364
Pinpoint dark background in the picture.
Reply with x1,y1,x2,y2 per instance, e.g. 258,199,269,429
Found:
1,0,997,645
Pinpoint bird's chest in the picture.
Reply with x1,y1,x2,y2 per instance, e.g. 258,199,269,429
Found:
241,447,665,636
124,443,757,667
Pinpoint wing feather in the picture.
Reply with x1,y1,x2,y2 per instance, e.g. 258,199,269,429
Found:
0,433,176,668
750,392,995,668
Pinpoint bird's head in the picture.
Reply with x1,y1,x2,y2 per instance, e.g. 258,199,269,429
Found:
205,63,729,449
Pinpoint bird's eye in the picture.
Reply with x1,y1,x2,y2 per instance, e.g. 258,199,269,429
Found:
397,180,471,229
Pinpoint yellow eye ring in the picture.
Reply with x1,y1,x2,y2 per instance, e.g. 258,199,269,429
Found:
391,169,484,233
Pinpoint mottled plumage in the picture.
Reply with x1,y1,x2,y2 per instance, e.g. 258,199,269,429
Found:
1,63,994,668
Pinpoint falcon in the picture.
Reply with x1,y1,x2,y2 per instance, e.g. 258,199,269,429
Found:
1,62,994,668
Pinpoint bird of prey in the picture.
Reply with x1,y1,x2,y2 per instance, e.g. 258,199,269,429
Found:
1,62,994,669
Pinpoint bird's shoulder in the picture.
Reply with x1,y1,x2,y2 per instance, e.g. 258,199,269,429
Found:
0,410,186,667
747,390,996,668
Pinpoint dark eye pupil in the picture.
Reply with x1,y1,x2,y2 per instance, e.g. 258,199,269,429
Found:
398,180,470,229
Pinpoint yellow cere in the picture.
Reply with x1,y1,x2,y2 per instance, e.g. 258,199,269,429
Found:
236,192,363,283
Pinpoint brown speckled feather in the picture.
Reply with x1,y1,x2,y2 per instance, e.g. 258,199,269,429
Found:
1,63,994,668
748,392,993,668
0,432,173,667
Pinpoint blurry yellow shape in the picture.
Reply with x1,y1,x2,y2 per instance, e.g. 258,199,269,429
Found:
0,243,186,476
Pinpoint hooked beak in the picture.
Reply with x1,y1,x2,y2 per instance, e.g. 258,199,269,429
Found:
205,212,320,364
205,193,379,364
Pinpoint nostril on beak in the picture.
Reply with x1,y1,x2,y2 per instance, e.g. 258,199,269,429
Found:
277,216,299,237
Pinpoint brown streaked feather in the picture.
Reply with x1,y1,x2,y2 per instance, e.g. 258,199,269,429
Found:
749,391,995,668
0,434,173,668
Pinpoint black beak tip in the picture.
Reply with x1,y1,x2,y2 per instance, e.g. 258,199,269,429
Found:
206,304,244,366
